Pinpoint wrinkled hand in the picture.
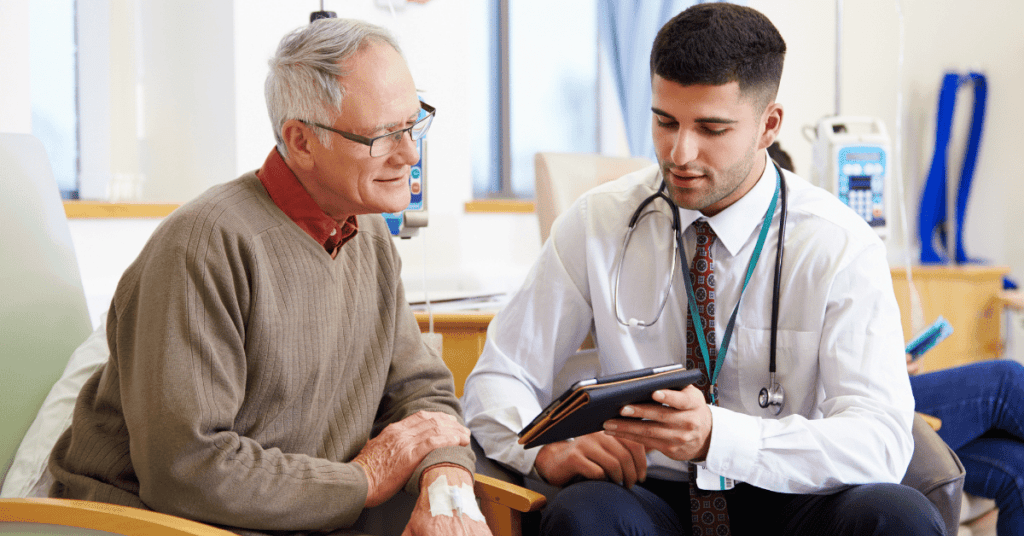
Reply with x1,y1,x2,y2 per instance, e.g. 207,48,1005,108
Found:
402,467,492,536
906,353,924,376
603,385,712,461
533,431,647,488
354,411,470,508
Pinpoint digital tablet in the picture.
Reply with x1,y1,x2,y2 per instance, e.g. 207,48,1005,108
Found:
517,364,703,449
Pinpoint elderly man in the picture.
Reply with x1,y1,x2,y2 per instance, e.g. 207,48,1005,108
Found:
49,18,488,536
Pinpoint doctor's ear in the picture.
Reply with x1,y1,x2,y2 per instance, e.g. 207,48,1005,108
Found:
758,103,784,150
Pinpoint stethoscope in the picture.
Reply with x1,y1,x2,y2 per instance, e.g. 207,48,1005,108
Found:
612,160,788,415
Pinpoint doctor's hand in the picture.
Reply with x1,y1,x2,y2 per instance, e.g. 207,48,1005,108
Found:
533,431,647,488
354,411,471,508
603,385,712,462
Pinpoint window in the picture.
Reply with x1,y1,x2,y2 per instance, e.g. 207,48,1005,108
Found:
472,0,601,199
30,0,79,199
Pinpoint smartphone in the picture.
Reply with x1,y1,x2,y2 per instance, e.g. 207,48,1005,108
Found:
905,316,953,362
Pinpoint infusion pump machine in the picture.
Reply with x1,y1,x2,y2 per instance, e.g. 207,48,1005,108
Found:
810,116,891,239
382,131,428,239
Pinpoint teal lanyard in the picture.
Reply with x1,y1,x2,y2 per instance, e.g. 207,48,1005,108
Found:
682,170,781,405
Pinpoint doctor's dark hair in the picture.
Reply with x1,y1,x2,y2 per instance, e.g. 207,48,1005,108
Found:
265,18,402,158
651,3,786,112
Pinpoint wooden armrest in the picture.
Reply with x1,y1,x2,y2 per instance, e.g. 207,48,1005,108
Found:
0,497,235,535
0,479,545,536
917,412,942,431
475,473,546,536
998,290,1024,312
474,473,546,513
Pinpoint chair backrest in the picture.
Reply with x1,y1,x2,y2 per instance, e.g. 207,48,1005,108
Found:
532,152,653,430
534,152,654,243
0,133,92,483
901,413,966,536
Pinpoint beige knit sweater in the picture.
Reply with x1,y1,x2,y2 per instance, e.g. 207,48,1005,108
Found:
48,174,473,534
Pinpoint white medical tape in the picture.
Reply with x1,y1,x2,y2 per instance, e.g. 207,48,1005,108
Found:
428,475,453,517
427,475,485,523
455,483,485,523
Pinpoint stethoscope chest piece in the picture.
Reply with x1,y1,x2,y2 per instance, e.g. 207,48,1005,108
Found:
758,371,785,415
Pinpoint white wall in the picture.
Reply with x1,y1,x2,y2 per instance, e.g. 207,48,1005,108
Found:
0,1,31,133
68,218,163,327
136,2,238,203
7,0,1024,324
752,0,1024,277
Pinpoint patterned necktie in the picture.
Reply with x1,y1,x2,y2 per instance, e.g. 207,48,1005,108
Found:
686,220,730,536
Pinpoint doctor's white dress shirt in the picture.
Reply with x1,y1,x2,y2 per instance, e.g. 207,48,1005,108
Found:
461,152,915,494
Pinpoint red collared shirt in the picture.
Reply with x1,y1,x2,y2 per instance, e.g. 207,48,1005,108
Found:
256,148,357,257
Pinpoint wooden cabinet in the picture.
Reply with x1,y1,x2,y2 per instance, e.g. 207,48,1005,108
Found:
416,265,1013,389
415,312,493,397
890,266,1009,373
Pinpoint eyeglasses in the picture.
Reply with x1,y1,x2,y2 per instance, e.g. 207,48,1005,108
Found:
301,101,435,158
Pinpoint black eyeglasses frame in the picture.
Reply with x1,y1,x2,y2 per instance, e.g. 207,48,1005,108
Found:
300,101,435,158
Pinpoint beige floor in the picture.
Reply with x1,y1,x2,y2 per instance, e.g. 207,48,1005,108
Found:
959,508,998,536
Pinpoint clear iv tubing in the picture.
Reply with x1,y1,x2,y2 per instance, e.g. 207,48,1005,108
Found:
892,0,925,333
452,486,469,533
422,226,434,334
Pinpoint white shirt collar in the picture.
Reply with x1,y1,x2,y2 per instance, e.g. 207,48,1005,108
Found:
678,151,777,257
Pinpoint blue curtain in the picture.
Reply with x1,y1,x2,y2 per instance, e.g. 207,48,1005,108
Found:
598,0,739,160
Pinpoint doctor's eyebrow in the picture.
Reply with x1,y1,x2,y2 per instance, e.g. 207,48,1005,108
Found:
651,107,738,125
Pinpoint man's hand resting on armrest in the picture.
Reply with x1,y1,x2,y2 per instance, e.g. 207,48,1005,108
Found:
353,411,470,508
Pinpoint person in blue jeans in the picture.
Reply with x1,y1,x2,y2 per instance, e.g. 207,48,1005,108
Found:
909,357,1024,535
771,136,1023,535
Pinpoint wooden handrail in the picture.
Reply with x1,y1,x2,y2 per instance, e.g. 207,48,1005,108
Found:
0,498,235,535
474,473,546,513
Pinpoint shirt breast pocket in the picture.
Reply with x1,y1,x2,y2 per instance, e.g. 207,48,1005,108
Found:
728,326,820,416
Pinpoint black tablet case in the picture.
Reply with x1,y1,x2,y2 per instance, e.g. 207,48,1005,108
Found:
517,366,704,449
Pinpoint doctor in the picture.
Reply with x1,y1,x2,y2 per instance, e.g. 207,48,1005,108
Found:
462,4,942,536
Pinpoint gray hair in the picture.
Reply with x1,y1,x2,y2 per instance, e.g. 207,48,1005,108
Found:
265,18,402,158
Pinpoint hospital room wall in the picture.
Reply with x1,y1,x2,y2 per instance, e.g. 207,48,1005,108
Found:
2,0,1023,326
753,0,1024,278
0,2,30,132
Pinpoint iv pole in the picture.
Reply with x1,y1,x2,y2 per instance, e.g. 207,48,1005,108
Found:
835,0,842,116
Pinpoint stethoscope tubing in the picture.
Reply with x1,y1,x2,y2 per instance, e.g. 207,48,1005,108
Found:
613,204,679,329
613,161,788,413
769,163,788,375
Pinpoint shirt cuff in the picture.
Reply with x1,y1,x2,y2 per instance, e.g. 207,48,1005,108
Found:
405,445,476,496
418,462,474,489
704,405,760,481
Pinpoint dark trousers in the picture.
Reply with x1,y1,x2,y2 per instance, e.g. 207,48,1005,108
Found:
540,478,945,536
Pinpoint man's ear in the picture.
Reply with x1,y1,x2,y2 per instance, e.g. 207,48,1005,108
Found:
282,119,317,171
758,102,784,151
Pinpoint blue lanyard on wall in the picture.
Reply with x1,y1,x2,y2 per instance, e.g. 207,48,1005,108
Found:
682,168,780,405
918,72,987,265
